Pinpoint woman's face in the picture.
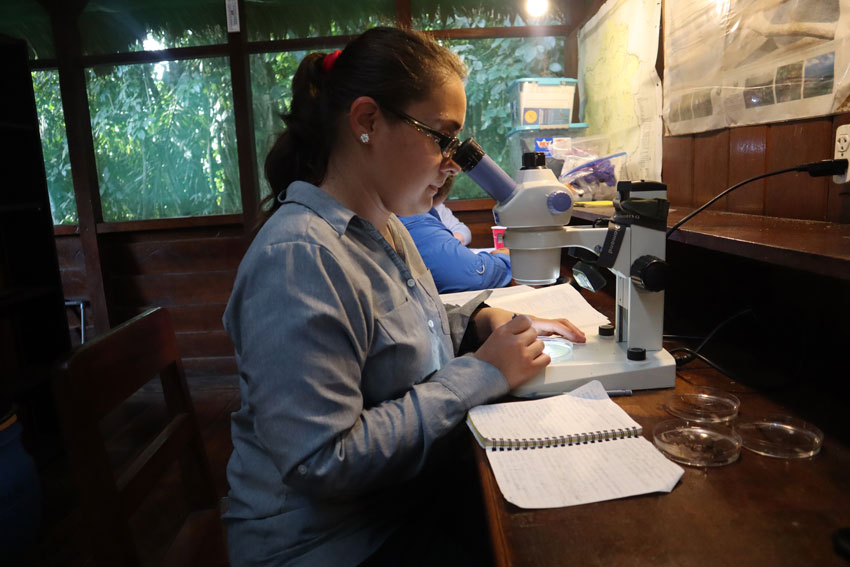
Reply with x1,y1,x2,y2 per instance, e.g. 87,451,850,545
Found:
376,73,466,217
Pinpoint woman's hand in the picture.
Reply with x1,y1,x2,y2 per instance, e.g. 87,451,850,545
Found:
528,315,586,343
473,315,549,389
472,307,586,344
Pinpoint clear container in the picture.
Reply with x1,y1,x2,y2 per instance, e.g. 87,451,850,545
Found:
735,415,823,459
653,419,742,467
664,387,740,423
539,336,573,362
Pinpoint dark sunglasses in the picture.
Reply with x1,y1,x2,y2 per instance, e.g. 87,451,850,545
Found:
382,106,461,159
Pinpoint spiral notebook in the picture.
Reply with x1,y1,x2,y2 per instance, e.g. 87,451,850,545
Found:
468,380,684,509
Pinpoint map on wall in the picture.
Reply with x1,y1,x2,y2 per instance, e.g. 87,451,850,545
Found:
664,0,850,135
578,0,663,182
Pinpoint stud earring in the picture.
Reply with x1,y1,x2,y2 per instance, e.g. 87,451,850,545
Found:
360,133,370,144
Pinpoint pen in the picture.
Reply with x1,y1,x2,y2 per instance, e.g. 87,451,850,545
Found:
606,389,633,397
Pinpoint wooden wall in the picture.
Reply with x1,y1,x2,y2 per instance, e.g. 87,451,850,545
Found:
56,224,244,378
662,113,850,223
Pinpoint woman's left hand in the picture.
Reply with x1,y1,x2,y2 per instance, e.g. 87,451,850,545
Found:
528,315,586,343
474,307,586,344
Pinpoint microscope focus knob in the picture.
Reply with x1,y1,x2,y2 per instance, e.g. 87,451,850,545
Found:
547,191,573,214
630,255,670,291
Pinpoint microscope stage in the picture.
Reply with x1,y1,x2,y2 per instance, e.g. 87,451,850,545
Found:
511,332,676,398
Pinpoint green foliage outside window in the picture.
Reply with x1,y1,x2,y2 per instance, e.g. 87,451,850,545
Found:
31,70,76,225
86,58,241,221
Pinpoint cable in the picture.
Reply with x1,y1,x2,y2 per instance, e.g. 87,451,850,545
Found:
669,347,735,378
665,308,754,365
694,308,753,352
666,158,848,238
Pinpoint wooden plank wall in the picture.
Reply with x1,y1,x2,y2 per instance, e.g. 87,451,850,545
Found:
662,113,850,223
56,226,245,377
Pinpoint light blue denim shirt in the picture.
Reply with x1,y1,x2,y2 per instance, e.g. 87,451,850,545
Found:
222,181,509,567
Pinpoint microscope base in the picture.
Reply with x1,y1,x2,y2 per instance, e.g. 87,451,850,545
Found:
511,338,676,399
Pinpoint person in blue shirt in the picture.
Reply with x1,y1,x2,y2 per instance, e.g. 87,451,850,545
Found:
433,201,471,245
400,181,512,293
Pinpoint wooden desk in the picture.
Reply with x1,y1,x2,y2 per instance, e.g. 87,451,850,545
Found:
571,206,850,281
475,368,850,567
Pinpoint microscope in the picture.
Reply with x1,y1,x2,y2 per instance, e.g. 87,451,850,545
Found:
453,139,676,397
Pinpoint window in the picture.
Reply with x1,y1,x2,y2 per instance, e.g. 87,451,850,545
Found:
87,58,241,221
31,70,76,225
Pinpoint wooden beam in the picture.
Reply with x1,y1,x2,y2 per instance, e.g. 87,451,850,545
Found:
49,1,112,333
227,0,259,235
395,0,412,29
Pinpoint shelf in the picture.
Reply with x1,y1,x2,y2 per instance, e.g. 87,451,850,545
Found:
570,206,850,281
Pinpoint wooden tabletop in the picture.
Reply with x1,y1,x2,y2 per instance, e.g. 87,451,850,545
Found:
570,206,850,281
474,368,850,567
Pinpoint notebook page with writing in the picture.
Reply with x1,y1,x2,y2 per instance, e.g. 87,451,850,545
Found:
486,436,684,509
468,380,641,449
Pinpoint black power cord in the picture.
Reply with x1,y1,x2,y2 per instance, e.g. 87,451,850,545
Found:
666,158,849,238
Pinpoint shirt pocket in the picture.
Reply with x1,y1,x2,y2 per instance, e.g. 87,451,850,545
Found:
365,298,439,402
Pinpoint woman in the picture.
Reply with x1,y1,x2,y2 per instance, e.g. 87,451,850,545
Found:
223,27,585,567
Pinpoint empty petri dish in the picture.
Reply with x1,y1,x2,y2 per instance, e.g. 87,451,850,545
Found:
735,415,823,459
653,419,742,467
664,387,740,423
540,336,573,362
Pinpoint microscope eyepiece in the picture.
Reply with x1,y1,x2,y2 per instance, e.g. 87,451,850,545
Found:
453,138,485,172
454,137,517,203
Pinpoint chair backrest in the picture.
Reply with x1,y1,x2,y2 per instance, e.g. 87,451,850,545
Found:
53,307,219,567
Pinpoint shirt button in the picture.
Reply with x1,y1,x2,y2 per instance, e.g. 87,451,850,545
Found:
428,319,435,328
297,465,307,475
406,278,415,287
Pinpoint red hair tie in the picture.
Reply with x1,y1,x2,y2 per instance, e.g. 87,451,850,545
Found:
322,49,342,73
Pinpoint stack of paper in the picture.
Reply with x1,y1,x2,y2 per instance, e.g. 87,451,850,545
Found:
441,283,609,330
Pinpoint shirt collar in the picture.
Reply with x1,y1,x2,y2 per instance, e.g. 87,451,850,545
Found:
284,181,356,237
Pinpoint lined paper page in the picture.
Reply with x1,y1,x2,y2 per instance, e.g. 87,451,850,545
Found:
486,436,684,509
468,381,640,445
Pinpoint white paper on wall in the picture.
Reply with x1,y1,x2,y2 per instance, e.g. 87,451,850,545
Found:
664,0,850,135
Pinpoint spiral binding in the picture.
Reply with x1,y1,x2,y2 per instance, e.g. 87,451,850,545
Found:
489,426,642,451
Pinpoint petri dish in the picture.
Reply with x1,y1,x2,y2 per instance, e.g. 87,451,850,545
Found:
664,387,740,423
653,419,742,467
540,336,573,362
735,415,823,459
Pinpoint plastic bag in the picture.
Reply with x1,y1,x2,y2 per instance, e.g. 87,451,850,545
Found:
556,150,626,202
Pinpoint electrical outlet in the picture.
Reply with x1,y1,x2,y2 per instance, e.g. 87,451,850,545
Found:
835,124,850,184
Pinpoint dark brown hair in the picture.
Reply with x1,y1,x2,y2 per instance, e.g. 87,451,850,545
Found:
260,27,467,227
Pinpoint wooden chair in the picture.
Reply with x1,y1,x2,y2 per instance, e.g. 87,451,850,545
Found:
53,307,228,567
